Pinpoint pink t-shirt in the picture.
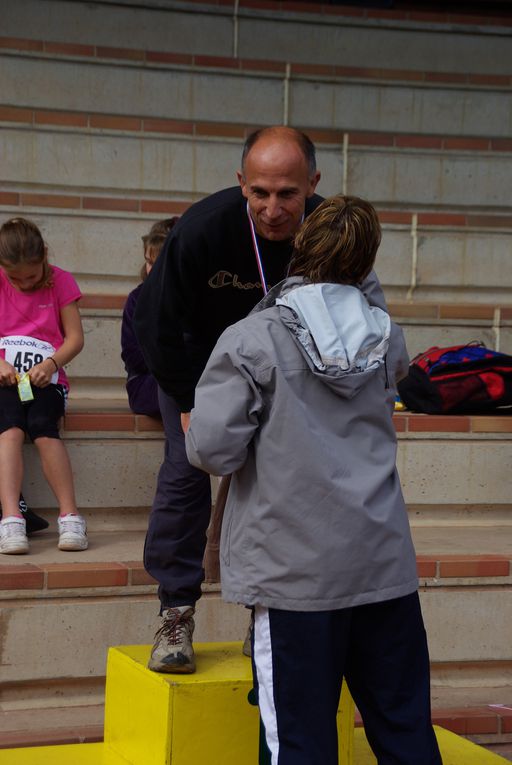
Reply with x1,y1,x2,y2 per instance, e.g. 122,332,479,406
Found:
0,265,81,391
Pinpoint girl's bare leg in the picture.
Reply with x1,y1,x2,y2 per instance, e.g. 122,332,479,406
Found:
0,428,25,518
34,437,78,516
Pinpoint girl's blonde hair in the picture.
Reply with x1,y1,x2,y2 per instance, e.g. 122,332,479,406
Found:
289,195,381,286
0,217,52,289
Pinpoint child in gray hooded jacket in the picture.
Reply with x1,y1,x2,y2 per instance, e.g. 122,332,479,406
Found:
186,195,442,765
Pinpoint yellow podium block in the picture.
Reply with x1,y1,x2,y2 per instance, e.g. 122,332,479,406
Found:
104,643,354,765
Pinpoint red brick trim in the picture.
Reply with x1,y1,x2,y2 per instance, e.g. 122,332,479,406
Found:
43,561,128,589
4,185,512,233
396,413,512,435
0,564,45,590
78,294,511,325
356,706,512,736
437,555,511,578
79,294,127,310
4,705,512,750
0,726,104,751
1,35,511,88
2,103,511,163
1,554,509,593
56,409,512,436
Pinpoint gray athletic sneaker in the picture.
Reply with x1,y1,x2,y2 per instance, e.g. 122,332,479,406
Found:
0,517,29,554
148,606,196,673
58,514,88,551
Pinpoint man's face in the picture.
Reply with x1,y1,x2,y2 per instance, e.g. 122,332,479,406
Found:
237,138,320,242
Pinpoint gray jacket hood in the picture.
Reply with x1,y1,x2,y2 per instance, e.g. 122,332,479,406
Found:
256,277,390,399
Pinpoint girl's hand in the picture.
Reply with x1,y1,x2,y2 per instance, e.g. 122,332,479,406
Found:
28,359,55,388
0,357,17,386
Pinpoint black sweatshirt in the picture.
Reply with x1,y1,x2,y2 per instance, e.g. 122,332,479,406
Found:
133,186,384,412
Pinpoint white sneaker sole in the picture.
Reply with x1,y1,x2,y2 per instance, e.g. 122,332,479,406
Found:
0,540,29,554
58,537,88,551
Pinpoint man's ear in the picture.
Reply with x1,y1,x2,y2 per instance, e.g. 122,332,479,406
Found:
307,171,321,197
236,170,248,198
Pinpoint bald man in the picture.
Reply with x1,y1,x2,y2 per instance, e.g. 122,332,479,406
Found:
135,127,385,673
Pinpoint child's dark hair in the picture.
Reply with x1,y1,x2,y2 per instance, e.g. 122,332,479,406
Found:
0,217,52,288
289,195,381,286
141,217,178,250
140,217,178,281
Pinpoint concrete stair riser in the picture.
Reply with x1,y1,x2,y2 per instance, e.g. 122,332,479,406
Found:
63,315,510,401
69,308,511,389
236,15,512,75
16,429,512,510
2,51,512,138
0,594,247,684
1,208,511,304
2,127,510,208
397,437,512,507
3,0,512,74
408,504,512,528
0,585,510,684
22,436,163,509
21,502,512,534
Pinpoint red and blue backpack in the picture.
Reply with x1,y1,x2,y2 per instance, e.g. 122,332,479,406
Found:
397,342,512,414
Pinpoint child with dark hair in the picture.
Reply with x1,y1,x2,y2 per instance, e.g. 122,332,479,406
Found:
0,217,86,554
185,195,442,765
121,218,178,417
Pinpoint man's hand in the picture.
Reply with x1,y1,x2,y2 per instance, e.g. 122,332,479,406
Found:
0,358,17,386
181,412,191,434
28,358,56,388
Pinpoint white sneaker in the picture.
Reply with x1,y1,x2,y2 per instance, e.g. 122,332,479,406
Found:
0,517,29,554
58,514,88,551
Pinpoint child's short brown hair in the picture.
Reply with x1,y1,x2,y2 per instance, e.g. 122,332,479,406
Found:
289,195,381,285
140,217,178,281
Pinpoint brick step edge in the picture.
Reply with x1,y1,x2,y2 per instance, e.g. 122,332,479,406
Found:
59,410,512,435
356,706,512,738
0,724,104,750
2,706,511,751
1,554,511,592
2,28,512,85
79,294,512,320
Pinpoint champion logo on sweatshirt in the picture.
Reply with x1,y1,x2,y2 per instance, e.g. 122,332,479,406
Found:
208,270,264,291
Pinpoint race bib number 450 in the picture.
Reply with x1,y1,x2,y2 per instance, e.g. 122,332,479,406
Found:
0,335,58,384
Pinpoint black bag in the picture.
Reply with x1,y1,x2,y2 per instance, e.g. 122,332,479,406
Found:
0,494,49,534
397,342,512,414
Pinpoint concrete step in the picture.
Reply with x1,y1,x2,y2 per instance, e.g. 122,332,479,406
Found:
15,406,512,513
13,405,512,513
0,526,511,755
2,121,510,209
3,0,512,74
68,299,512,403
2,37,512,137
1,196,511,301
0,526,510,680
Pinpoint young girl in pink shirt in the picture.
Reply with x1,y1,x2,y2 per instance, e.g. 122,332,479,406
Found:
0,217,87,554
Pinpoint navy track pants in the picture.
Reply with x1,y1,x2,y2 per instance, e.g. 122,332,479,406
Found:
143,389,211,610
253,592,442,765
